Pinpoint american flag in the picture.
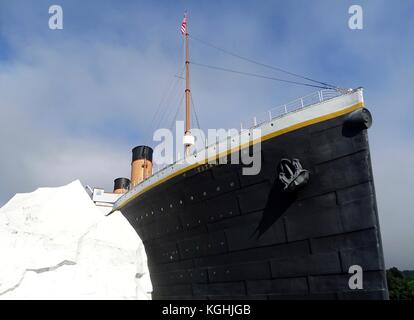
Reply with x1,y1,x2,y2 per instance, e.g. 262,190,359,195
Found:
180,14,188,35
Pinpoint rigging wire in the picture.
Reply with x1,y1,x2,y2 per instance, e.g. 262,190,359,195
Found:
190,94,206,149
144,38,185,144
146,31,339,147
152,66,185,134
189,34,337,89
190,61,332,89
151,67,182,126
191,94,202,130
158,90,180,132
169,93,185,132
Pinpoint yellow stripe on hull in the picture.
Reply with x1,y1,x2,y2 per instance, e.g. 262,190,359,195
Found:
116,102,364,210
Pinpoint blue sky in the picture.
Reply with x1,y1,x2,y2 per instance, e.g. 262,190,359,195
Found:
0,0,413,269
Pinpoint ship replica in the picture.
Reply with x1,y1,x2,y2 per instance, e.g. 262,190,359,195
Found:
110,15,388,299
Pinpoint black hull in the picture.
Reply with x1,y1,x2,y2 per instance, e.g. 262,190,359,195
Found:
122,112,388,300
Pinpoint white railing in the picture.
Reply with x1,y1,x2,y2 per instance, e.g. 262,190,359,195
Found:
150,88,350,176
240,88,344,130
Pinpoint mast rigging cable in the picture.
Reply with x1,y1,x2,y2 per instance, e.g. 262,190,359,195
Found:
190,61,332,89
189,34,337,89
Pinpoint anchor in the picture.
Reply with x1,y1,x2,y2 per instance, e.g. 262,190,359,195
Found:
278,158,310,192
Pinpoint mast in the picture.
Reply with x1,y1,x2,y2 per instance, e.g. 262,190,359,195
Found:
185,30,191,155
184,14,192,157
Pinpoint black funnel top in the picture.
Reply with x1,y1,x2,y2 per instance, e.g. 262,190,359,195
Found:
132,146,153,162
114,177,131,190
